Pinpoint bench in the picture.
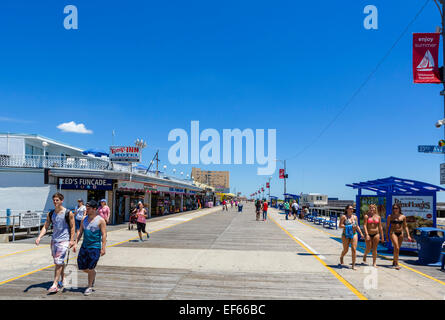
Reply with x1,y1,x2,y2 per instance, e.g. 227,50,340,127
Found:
323,215,338,229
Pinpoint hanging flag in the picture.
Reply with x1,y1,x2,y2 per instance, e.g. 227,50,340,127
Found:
413,33,441,83
266,182,270,188
279,169,285,179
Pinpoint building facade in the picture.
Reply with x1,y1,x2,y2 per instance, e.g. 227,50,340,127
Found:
0,133,208,225
191,168,230,193
300,193,328,207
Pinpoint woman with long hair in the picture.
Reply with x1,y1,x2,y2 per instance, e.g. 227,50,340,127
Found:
362,204,384,267
339,205,364,270
386,203,411,270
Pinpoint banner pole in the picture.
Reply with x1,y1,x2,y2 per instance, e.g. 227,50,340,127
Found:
442,2,445,162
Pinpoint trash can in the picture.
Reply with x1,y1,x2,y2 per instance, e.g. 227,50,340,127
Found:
413,227,445,265
238,204,243,212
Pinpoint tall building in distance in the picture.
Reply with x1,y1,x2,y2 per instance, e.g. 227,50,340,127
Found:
191,168,230,193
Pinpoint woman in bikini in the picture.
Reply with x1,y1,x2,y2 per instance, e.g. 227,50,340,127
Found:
362,204,384,267
339,205,364,270
386,203,411,270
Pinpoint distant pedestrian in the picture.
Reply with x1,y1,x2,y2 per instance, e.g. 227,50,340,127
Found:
35,192,75,293
135,201,149,241
284,202,290,220
255,200,261,221
231,200,233,208
262,201,268,221
339,205,364,270
222,199,228,211
75,199,86,232
97,199,110,224
291,200,299,220
74,200,107,296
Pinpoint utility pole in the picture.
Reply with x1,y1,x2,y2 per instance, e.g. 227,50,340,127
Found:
441,1,445,159
284,160,287,196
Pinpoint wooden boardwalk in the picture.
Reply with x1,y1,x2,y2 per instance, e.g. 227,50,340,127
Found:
0,203,444,299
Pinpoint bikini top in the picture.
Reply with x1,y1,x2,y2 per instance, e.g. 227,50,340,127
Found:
391,220,403,225
367,216,379,224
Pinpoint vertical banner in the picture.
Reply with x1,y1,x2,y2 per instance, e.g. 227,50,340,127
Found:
279,169,285,179
266,182,270,188
413,33,441,83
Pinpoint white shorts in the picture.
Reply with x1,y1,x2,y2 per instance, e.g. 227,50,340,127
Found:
51,240,69,265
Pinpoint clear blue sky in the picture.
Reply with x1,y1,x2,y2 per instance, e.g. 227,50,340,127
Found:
1,0,444,200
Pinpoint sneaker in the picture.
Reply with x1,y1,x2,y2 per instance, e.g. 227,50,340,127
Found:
146,233,150,239
48,285,59,294
84,287,93,296
139,239,144,242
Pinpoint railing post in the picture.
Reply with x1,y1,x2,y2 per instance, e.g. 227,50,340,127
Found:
12,216,15,242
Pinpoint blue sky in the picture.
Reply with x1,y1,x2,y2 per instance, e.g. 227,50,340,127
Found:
1,0,444,200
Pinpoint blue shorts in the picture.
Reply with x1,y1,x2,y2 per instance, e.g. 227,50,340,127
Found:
77,247,100,270
75,219,82,231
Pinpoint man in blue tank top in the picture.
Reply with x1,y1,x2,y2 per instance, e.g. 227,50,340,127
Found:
74,200,107,296
35,192,75,294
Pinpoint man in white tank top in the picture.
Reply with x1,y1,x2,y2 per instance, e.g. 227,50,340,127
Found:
35,192,75,294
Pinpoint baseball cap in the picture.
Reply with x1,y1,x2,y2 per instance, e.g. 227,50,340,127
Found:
86,200,98,209
100,199,107,203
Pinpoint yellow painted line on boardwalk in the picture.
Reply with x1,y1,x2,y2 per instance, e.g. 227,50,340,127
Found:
0,245,49,259
0,209,215,259
0,263,56,286
269,216,367,300
0,209,219,286
292,214,445,287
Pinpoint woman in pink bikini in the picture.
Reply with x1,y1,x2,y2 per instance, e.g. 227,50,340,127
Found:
362,204,384,267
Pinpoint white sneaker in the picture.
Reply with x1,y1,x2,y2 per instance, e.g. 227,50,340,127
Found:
84,287,93,296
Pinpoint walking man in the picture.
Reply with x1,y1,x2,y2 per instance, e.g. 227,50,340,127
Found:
284,201,290,220
262,200,268,221
291,200,299,220
35,192,75,293
74,200,107,296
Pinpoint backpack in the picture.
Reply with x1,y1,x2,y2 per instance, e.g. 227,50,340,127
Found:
48,209,72,227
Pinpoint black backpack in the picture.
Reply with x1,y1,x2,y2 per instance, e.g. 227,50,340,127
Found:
47,209,72,227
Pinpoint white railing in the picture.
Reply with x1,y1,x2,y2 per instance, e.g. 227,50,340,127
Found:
0,155,197,187
0,154,110,171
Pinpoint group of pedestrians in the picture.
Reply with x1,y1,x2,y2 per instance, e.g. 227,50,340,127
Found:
35,193,108,296
283,200,300,220
254,200,268,221
339,203,411,270
221,199,241,211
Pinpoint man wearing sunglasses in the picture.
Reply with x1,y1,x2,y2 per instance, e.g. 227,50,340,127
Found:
74,200,107,296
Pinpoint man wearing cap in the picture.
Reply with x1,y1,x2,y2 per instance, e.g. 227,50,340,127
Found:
74,200,107,296
97,199,110,224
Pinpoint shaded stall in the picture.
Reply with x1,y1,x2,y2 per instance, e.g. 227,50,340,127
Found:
284,193,300,204
270,196,278,208
346,176,445,251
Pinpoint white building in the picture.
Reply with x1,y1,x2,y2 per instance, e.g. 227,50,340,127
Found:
301,193,328,207
0,133,203,224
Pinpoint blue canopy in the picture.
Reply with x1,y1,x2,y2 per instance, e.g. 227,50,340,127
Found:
82,149,109,157
346,176,445,195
